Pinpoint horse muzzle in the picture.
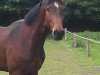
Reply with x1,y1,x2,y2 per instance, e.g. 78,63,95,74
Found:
52,30,64,40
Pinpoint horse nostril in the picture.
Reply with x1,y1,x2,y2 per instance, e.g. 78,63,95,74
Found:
53,30,58,35
52,30,64,40
53,30,64,36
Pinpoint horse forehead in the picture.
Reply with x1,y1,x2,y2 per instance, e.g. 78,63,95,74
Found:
54,2,59,8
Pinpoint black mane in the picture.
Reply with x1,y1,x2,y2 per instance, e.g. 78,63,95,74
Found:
24,3,42,25
24,0,64,25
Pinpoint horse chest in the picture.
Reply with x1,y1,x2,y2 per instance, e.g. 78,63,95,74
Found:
27,55,45,72
26,47,45,72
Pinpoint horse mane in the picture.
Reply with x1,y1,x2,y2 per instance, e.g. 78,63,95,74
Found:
24,0,64,25
24,2,42,25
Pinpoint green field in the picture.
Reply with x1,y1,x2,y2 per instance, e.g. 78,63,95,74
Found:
67,31,100,65
0,32,100,75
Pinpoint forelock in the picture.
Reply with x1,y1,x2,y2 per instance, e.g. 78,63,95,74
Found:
41,0,64,9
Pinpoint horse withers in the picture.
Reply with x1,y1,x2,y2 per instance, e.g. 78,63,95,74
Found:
0,0,65,75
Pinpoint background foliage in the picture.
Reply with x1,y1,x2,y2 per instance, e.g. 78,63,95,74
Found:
0,0,40,26
0,0,100,31
64,0,100,31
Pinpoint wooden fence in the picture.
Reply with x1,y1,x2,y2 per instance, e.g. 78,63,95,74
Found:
64,28,100,57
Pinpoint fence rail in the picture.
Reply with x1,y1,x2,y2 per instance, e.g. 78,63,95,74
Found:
64,28,100,57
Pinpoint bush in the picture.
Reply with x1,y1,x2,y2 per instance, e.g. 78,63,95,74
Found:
64,0,100,31
76,39,85,48
0,0,40,26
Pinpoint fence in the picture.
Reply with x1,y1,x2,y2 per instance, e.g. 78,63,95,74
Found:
64,28,100,57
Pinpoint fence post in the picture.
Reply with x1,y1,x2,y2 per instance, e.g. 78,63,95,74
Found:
73,33,77,47
64,28,67,40
86,40,90,57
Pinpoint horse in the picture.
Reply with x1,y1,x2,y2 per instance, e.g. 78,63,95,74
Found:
0,0,65,75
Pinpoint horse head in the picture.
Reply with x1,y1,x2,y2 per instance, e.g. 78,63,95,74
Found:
42,0,65,40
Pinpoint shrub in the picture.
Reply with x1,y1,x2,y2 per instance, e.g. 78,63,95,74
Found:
76,39,85,48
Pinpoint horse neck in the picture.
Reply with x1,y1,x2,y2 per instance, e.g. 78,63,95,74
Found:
29,15,49,47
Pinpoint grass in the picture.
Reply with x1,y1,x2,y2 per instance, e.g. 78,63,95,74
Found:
66,31,100,64
0,31,100,75
78,31,100,41
39,39,100,75
78,31,100,65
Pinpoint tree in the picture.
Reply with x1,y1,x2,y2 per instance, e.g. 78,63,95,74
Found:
64,0,100,31
0,0,40,26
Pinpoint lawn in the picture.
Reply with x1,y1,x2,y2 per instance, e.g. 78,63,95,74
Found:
39,39,100,75
67,31,100,65
0,32,100,75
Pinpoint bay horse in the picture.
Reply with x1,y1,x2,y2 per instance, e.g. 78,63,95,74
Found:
0,0,65,75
